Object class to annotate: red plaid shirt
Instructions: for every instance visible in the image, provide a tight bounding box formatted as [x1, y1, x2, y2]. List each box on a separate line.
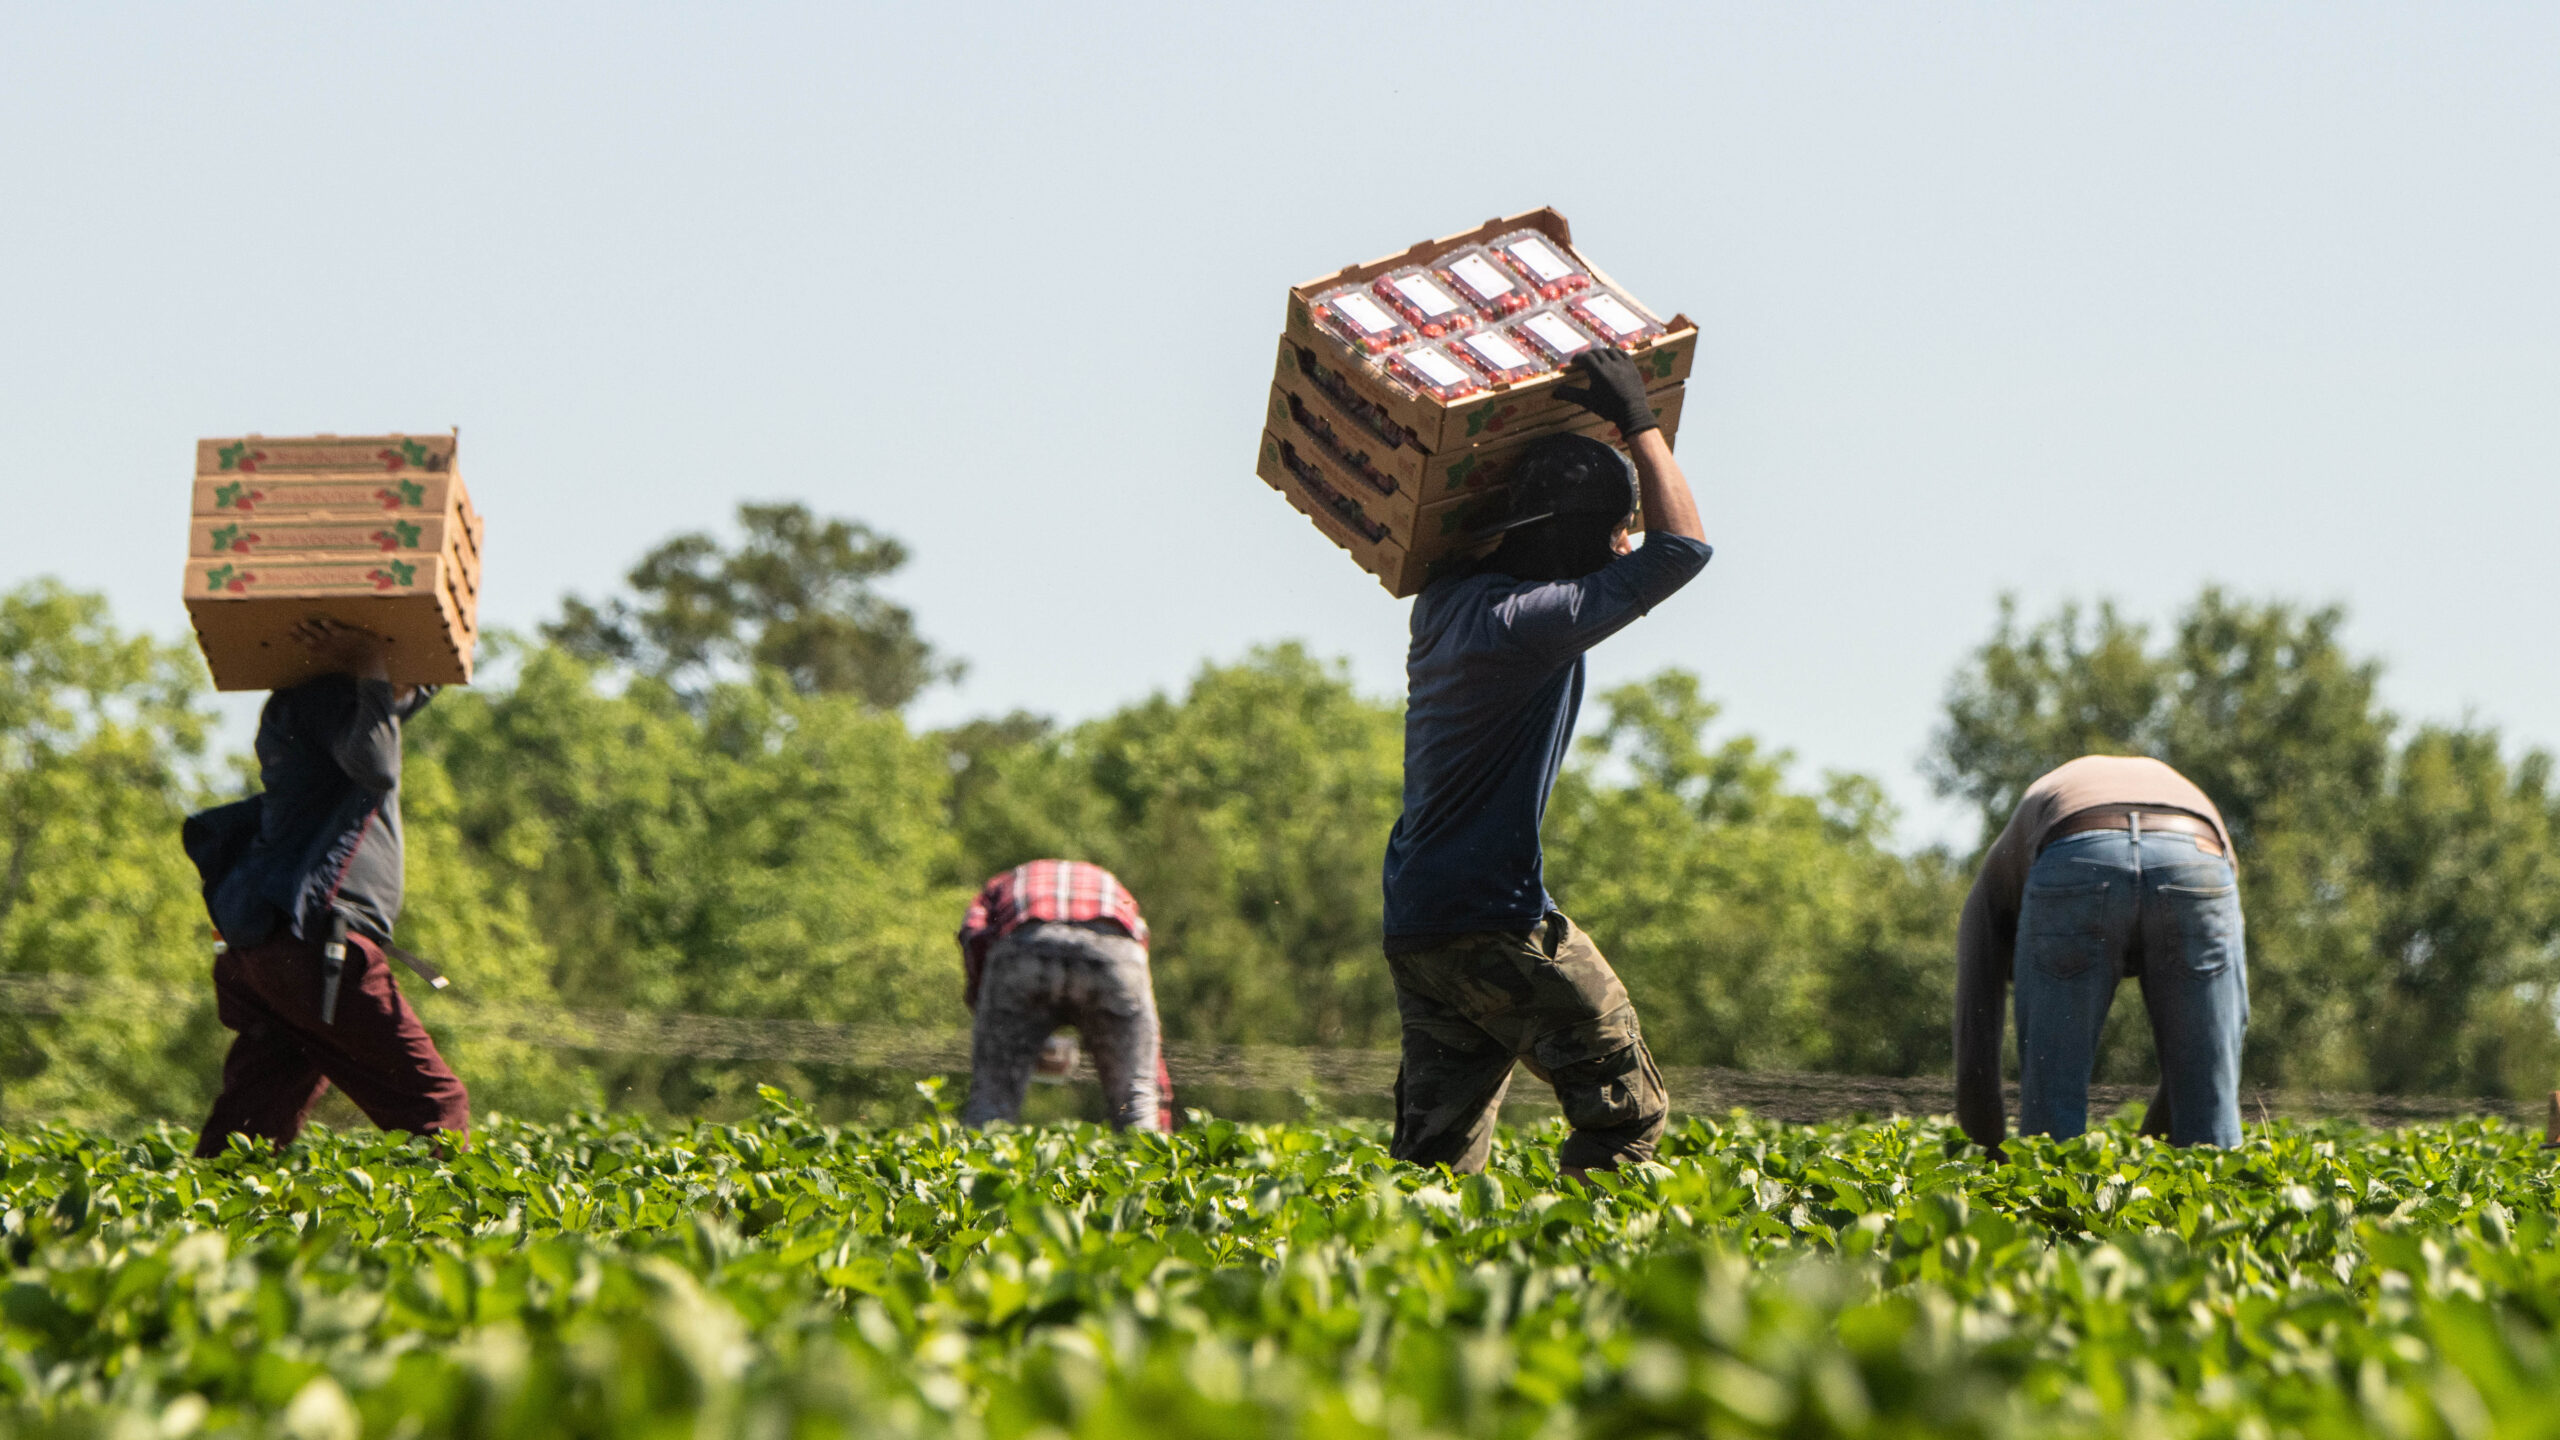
[958, 860, 1172, 1128]
[958, 860, 1149, 1000]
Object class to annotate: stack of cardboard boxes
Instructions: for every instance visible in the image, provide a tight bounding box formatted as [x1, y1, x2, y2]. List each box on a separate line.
[1256, 207, 1695, 597]
[184, 433, 483, 690]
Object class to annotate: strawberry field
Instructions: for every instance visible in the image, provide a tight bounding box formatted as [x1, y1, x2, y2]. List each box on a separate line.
[2, 1095, 2555, 1439]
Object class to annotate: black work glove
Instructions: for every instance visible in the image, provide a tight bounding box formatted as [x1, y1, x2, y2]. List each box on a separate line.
[1553, 348, 1659, 439]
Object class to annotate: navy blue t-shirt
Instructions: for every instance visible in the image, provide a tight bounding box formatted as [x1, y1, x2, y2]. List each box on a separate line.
[1381, 532, 1712, 942]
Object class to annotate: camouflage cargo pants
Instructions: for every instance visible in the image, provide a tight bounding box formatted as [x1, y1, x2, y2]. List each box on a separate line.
[961, 922, 1165, 1132]
[1386, 911, 1667, 1173]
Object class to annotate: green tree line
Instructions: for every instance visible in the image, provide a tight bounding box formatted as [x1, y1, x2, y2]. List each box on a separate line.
[2, 506, 2553, 1128]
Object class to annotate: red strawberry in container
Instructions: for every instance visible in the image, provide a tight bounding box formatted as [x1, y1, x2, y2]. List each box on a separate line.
[1511, 305, 1602, 367]
[1311, 284, 1416, 356]
[1370, 267, 1479, 339]
[1436, 245, 1535, 319]
[1452, 327, 1552, 386]
[1487, 229, 1593, 300]
[1383, 342, 1484, 404]
[1565, 286, 1669, 352]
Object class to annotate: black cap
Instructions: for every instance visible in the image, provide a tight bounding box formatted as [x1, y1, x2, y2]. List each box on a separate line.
[1464, 433, 1638, 543]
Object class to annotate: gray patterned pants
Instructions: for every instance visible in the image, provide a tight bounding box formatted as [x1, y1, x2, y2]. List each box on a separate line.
[961, 922, 1163, 1131]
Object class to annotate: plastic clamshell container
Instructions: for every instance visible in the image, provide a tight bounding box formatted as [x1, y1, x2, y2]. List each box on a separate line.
[1510, 305, 1600, 365]
[1435, 245, 1536, 318]
[1312, 284, 1415, 355]
[1384, 342, 1485, 402]
[1369, 266, 1480, 339]
[1452, 326, 1551, 384]
[1566, 287, 1668, 350]
[1488, 229, 1594, 301]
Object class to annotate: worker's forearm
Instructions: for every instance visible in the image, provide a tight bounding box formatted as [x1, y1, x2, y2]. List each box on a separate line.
[1629, 428, 1703, 541]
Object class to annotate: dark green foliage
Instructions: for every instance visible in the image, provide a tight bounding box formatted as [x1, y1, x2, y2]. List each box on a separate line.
[1547, 671, 1964, 1075]
[546, 502, 959, 709]
[949, 644, 1407, 1049]
[403, 642, 972, 1114]
[0, 582, 226, 1126]
[1, 557, 2554, 1129]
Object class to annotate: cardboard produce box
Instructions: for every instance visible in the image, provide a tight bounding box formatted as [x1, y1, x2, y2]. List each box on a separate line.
[184, 553, 475, 690]
[196, 433, 456, 477]
[184, 433, 481, 691]
[1271, 337, 1685, 490]
[192, 474, 482, 549]
[189, 514, 463, 561]
[190, 513, 480, 604]
[1281, 207, 1696, 453]
[1259, 428, 1608, 599]
[1266, 360, 1685, 527]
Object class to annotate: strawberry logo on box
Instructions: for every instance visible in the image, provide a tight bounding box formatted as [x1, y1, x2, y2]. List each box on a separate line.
[372, 520, 423, 551]
[1441, 453, 1494, 495]
[210, 523, 259, 554]
[367, 560, 416, 591]
[377, 438, 442, 474]
[213, 480, 263, 512]
[205, 563, 256, 594]
[376, 479, 426, 510]
[216, 441, 267, 474]
[1643, 346, 1677, 381]
[1464, 402, 1521, 439]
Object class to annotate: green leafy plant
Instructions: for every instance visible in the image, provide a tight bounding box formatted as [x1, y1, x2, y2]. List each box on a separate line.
[0, 1108, 2551, 1436]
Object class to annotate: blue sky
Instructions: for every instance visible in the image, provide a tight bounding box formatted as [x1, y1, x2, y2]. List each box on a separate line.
[5, 4, 2555, 844]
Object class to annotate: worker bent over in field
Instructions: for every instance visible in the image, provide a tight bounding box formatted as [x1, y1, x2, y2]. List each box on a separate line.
[1954, 755, 2247, 1154]
[1381, 348, 1711, 1177]
[958, 860, 1174, 1132]
[185, 619, 470, 1155]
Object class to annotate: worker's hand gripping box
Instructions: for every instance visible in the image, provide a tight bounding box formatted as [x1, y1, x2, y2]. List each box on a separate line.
[184, 433, 483, 691]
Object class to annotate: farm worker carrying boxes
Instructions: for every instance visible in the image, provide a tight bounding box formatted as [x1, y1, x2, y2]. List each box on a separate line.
[183, 620, 472, 1155]
[1379, 349, 1711, 1178]
[957, 860, 1175, 1132]
[1952, 756, 2246, 1154]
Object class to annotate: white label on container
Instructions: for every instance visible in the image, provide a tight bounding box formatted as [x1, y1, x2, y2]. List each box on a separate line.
[1450, 253, 1516, 300]
[1465, 332, 1534, 371]
[1524, 312, 1590, 355]
[1580, 292, 1649, 337]
[1330, 291, 1399, 335]
[1391, 274, 1465, 318]
[1401, 345, 1473, 389]
[1505, 236, 1576, 282]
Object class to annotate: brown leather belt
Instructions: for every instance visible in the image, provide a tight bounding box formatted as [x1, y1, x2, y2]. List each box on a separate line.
[2043, 805, 2224, 857]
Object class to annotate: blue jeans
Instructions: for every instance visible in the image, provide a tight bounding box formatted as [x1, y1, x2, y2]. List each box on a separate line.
[2014, 828, 2248, 1147]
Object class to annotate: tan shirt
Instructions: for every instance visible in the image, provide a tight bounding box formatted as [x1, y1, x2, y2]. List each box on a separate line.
[1951, 756, 2232, 1148]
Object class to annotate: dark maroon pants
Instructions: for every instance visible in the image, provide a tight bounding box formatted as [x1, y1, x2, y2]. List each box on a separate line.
[194, 930, 471, 1156]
